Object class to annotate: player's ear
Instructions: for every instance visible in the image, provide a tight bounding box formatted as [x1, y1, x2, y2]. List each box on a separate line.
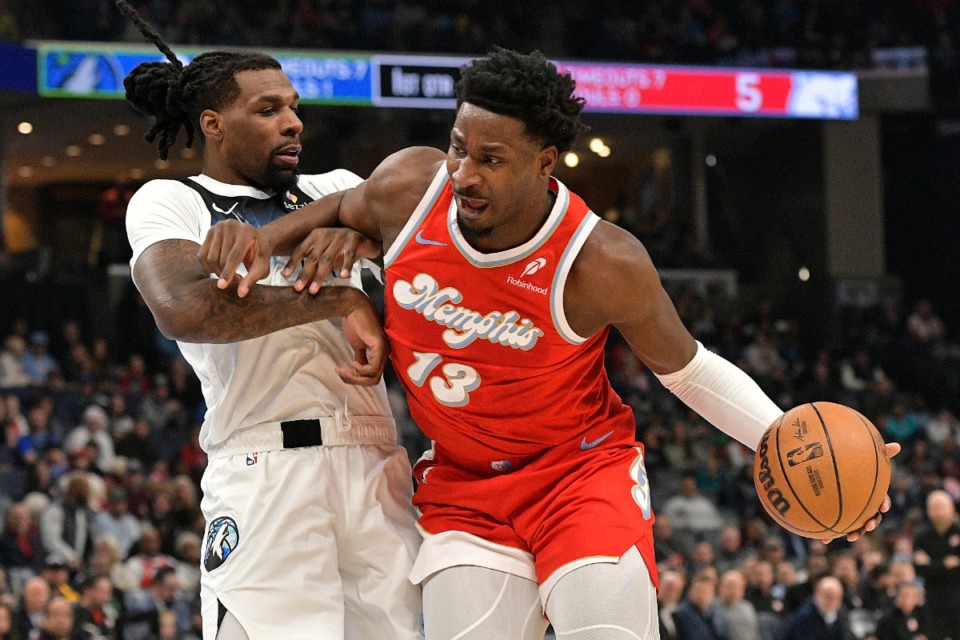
[199, 109, 223, 142]
[537, 145, 558, 177]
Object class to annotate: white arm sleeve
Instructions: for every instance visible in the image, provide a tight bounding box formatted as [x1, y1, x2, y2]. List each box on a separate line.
[655, 341, 783, 451]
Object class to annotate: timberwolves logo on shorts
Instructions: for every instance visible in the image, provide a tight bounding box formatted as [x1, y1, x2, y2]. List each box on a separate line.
[204, 516, 239, 572]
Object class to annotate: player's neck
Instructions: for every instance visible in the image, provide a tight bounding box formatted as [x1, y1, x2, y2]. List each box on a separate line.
[461, 188, 556, 253]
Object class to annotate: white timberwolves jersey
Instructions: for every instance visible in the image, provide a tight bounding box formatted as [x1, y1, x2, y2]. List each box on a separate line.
[126, 171, 394, 452]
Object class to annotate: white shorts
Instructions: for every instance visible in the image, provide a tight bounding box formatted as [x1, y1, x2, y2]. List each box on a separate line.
[199, 442, 422, 640]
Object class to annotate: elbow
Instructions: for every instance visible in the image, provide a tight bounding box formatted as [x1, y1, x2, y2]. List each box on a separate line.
[149, 297, 208, 343]
[152, 307, 192, 343]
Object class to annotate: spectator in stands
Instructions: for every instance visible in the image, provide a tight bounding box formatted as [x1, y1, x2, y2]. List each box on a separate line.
[17, 402, 61, 467]
[14, 576, 49, 639]
[174, 427, 204, 484]
[170, 532, 199, 594]
[783, 576, 853, 640]
[830, 551, 862, 610]
[906, 299, 946, 348]
[136, 376, 185, 436]
[839, 347, 889, 407]
[658, 569, 686, 640]
[40, 596, 79, 640]
[106, 394, 134, 440]
[39, 474, 93, 571]
[123, 526, 172, 592]
[743, 329, 786, 381]
[73, 574, 118, 639]
[60, 343, 94, 389]
[116, 355, 150, 396]
[113, 419, 158, 474]
[913, 490, 960, 640]
[797, 358, 842, 405]
[715, 524, 755, 573]
[674, 570, 729, 640]
[165, 476, 200, 535]
[717, 569, 761, 640]
[0, 502, 43, 578]
[0, 337, 30, 388]
[885, 472, 926, 532]
[64, 405, 115, 473]
[925, 408, 960, 448]
[3, 396, 28, 452]
[122, 566, 191, 640]
[746, 557, 787, 640]
[21, 332, 58, 388]
[857, 563, 894, 614]
[874, 581, 928, 640]
[0, 601, 17, 640]
[92, 488, 142, 560]
[771, 560, 798, 604]
[661, 472, 725, 538]
[39, 557, 79, 603]
[653, 513, 689, 570]
[883, 398, 924, 447]
[688, 538, 717, 577]
[163, 360, 200, 421]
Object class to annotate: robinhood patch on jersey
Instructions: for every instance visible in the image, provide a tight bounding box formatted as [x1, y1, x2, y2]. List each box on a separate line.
[204, 516, 239, 572]
[392, 273, 544, 350]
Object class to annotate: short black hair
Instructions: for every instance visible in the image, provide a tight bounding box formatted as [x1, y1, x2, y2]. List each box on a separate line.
[456, 48, 588, 154]
[115, 0, 281, 159]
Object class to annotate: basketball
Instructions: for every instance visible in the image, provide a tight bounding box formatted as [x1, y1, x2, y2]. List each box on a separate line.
[753, 402, 891, 539]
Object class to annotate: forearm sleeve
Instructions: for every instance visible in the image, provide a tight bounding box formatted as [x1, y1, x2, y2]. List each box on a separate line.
[655, 341, 783, 450]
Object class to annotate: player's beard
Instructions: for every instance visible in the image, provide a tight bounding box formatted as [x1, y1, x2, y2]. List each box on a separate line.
[261, 161, 300, 193]
[456, 210, 494, 244]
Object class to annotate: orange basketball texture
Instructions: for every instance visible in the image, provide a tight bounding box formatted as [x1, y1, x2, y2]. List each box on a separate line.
[753, 402, 891, 538]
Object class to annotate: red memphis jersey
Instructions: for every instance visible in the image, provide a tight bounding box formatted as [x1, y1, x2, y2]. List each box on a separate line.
[384, 167, 637, 476]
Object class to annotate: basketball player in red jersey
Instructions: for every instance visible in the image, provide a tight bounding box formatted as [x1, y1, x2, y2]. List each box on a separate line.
[200, 49, 899, 639]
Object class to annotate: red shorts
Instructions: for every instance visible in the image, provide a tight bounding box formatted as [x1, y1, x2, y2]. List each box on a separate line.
[412, 439, 659, 590]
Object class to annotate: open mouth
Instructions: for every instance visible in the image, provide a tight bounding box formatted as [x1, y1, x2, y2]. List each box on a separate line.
[274, 145, 301, 168]
[456, 195, 488, 219]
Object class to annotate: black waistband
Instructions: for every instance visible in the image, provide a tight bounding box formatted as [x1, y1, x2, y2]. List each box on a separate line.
[280, 419, 323, 448]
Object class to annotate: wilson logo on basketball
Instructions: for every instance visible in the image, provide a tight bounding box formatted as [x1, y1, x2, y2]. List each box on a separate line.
[757, 431, 792, 515]
[786, 442, 823, 466]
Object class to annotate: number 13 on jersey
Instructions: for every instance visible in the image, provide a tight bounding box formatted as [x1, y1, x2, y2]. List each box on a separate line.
[408, 351, 481, 408]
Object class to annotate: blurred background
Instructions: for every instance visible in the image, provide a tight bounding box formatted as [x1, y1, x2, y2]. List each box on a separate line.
[1, 2, 959, 640]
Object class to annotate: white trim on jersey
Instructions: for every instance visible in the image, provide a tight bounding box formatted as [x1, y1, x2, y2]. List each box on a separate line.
[383, 166, 451, 268]
[448, 177, 571, 268]
[550, 213, 600, 345]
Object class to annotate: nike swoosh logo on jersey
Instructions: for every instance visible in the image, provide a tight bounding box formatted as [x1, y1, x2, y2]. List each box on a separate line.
[212, 202, 239, 216]
[580, 430, 614, 450]
[415, 230, 447, 246]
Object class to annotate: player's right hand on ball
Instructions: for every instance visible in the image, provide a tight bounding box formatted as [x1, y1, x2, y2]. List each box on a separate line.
[198, 220, 272, 298]
[284, 228, 381, 295]
[337, 295, 388, 386]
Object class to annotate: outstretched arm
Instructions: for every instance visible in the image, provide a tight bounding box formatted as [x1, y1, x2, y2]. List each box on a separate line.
[567, 221, 896, 540]
[134, 239, 386, 384]
[567, 221, 782, 448]
[198, 147, 445, 297]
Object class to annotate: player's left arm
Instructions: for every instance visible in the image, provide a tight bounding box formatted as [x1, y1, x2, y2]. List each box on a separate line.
[567, 221, 782, 449]
[567, 220, 897, 540]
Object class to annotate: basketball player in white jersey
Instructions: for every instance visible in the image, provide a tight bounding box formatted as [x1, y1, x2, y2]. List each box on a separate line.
[115, 2, 421, 639]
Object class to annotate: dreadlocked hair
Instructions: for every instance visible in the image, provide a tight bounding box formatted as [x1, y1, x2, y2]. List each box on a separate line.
[456, 48, 588, 154]
[115, 0, 281, 160]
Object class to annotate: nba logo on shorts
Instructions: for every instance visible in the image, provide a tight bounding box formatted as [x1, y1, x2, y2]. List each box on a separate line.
[204, 516, 239, 572]
[246, 453, 258, 466]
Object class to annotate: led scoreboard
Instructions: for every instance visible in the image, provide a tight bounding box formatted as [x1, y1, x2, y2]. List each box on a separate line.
[37, 44, 858, 120]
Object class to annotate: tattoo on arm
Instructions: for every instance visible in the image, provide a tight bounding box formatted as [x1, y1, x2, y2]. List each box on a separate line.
[135, 239, 365, 343]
